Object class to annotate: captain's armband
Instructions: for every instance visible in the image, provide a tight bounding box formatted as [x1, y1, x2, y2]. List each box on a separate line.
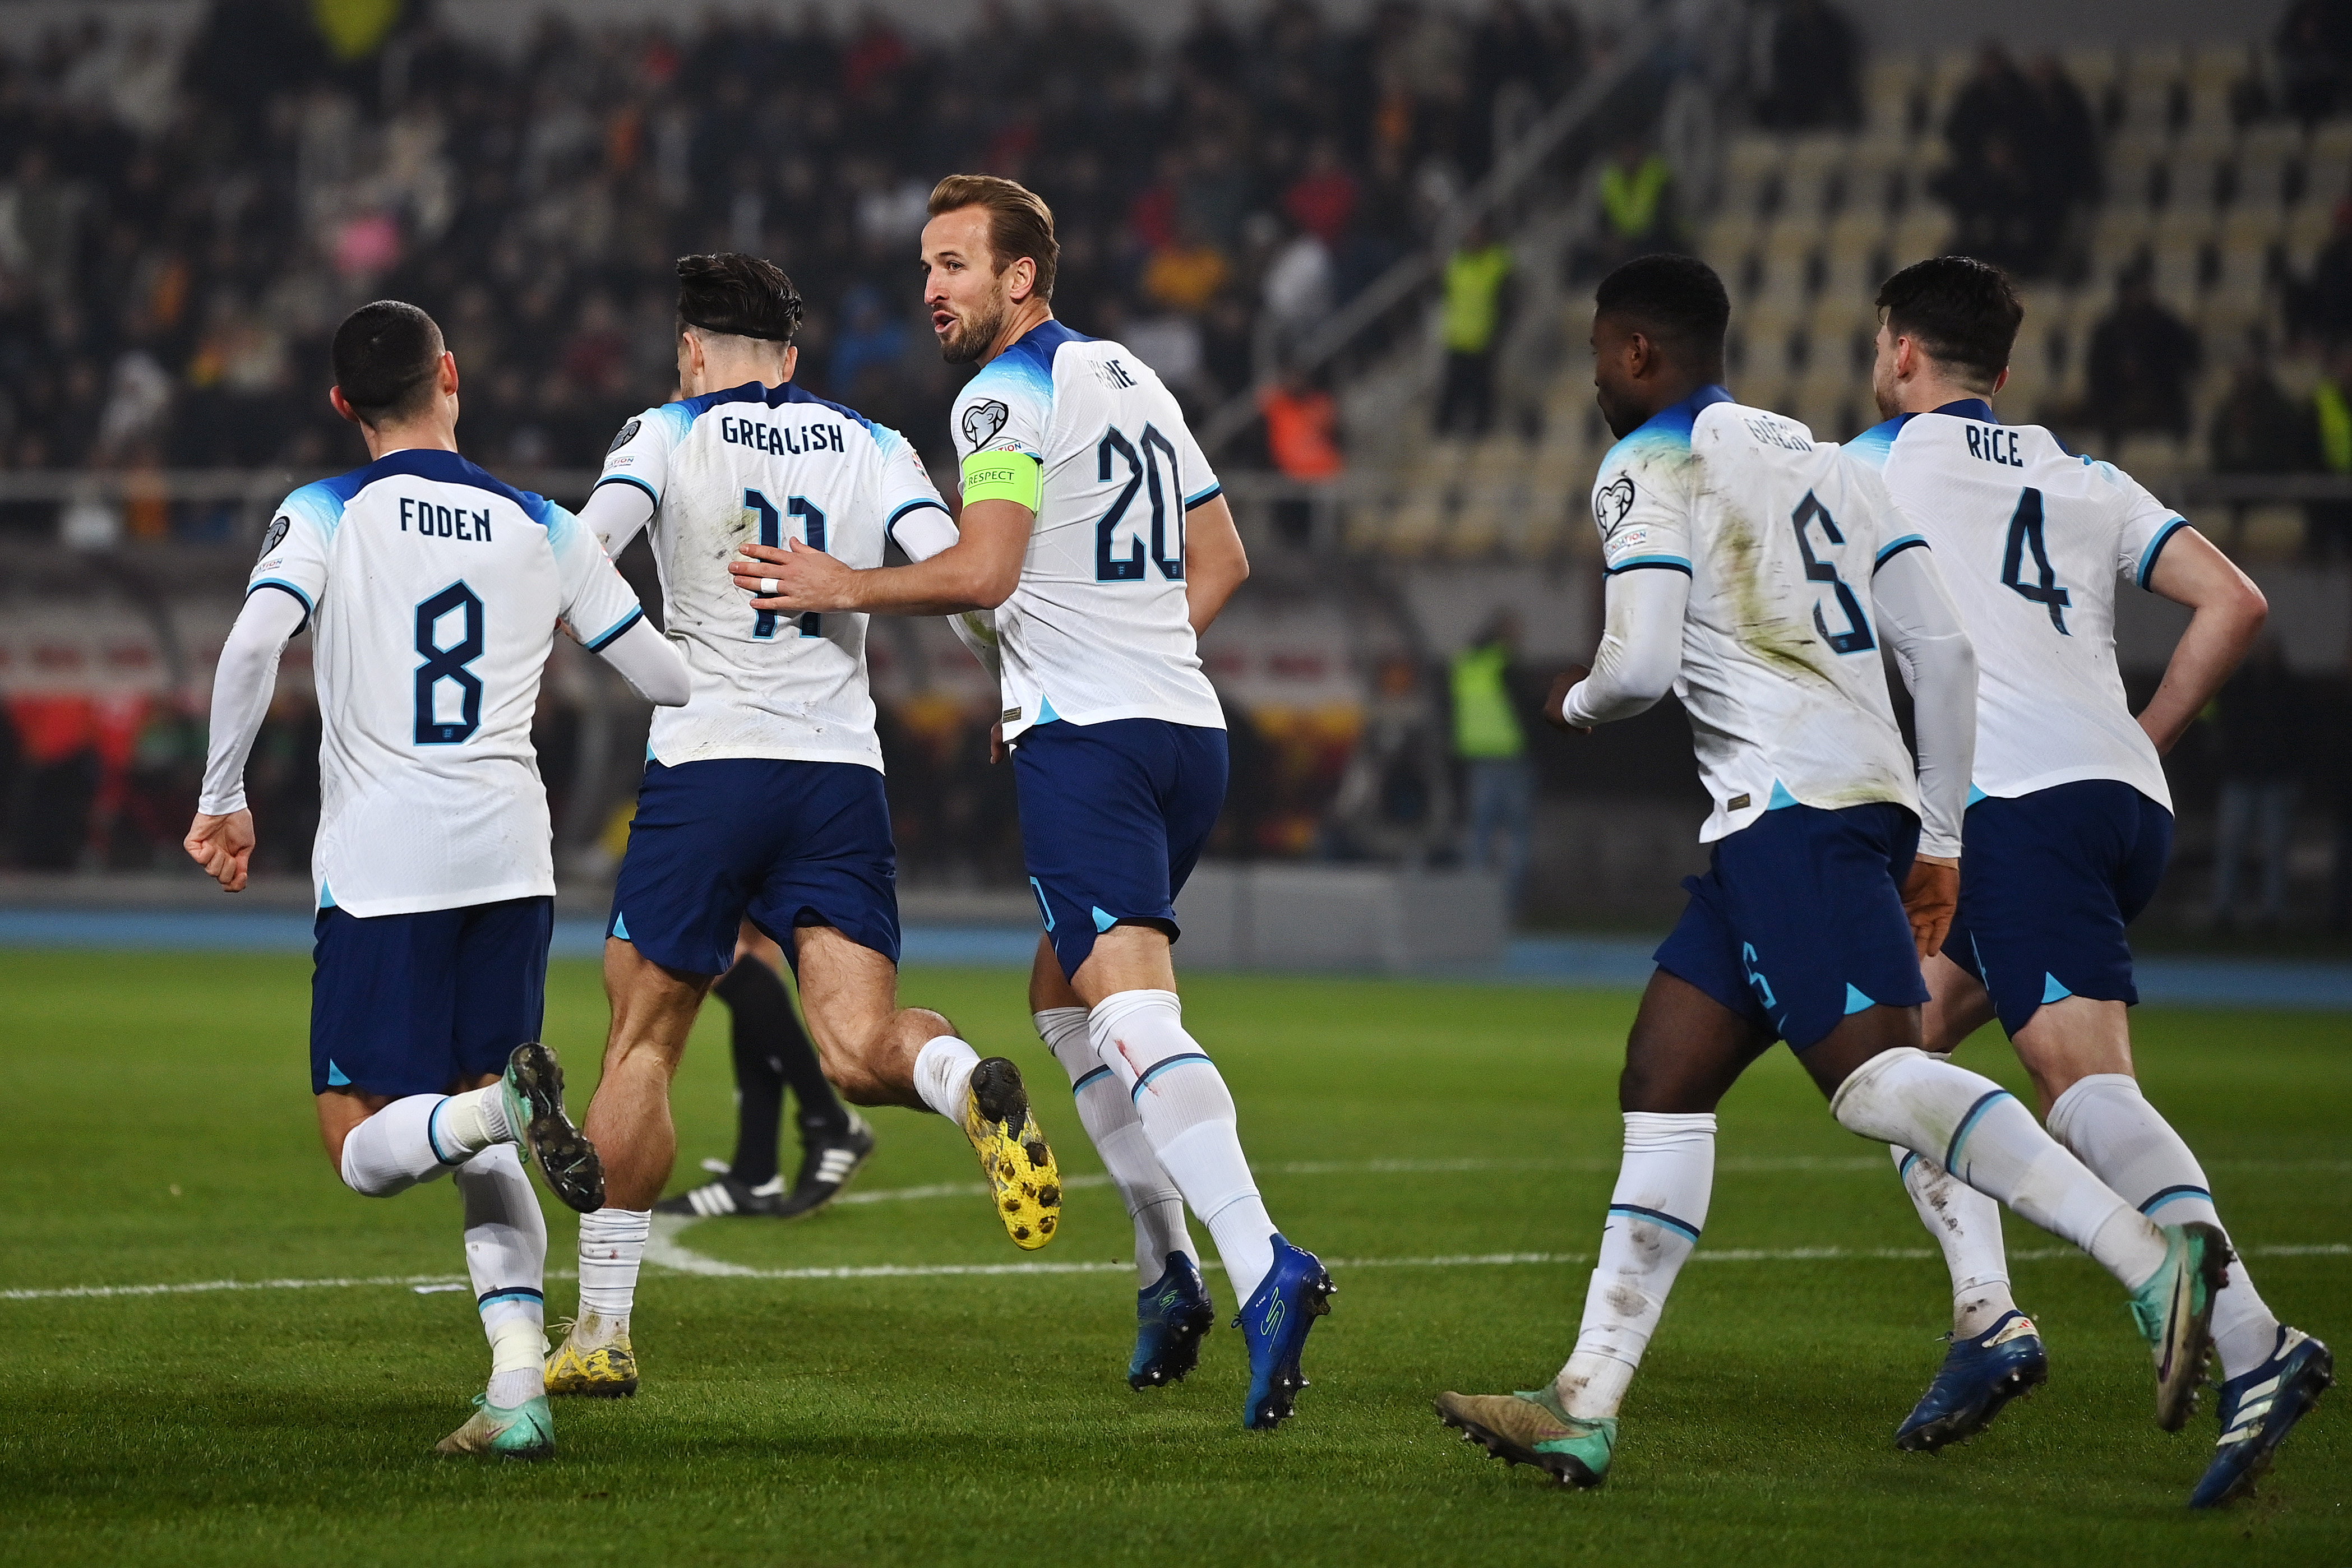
[960, 448, 1041, 511]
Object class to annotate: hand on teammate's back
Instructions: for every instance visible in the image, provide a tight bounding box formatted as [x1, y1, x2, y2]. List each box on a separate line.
[1899, 857, 1959, 958]
[184, 809, 256, 893]
[732, 536, 853, 612]
[1545, 665, 1593, 733]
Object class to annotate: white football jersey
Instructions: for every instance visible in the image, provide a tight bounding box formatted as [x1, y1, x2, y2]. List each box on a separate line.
[1847, 401, 2181, 811]
[599, 381, 949, 771]
[251, 449, 649, 917]
[948, 320, 1225, 740]
[1591, 387, 1923, 844]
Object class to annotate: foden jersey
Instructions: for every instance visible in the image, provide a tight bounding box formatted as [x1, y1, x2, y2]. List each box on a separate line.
[1847, 399, 2183, 811]
[599, 380, 950, 772]
[948, 320, 1226, 741]
[253, 448, 648, 916]
[1590, 386, 1925, 844]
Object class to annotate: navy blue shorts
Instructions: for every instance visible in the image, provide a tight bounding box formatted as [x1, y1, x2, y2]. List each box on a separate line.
[1945, 779, 2173, 1038]
[610, 757, 900, 977]
[1654, 801, 1930, 1050]
[1013, 718, 1228, 979]
[311, 896, 552, 1098]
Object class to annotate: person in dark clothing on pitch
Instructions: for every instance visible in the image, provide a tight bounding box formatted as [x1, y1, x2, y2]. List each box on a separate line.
[657, 922, 876, 1218]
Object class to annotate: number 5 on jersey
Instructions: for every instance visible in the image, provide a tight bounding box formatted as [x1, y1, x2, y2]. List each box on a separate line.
[745, 488, 826, 640]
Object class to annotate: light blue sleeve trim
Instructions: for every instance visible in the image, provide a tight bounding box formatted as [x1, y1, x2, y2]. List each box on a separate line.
[583, 605, 644, 653]
[2136, 517, 2188, 590]
[1604, 554, 1694, 576]
[887, 497, 951, 527]
[1873, 534, 1929, 572]
[542, 499, 580, 545]
[595, 473, 660, 506]
[248, 578, 314, 614]
[1184, 483, 1224, 508]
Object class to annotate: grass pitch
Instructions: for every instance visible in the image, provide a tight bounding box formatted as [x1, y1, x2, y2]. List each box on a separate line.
[1, 950, 2344, 1566]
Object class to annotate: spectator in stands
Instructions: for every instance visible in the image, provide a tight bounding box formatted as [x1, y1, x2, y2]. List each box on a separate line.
[1934, 47, 2096, 279]
[1934, 132, 2061, 278]
[1944, 44, 2041, 169]
[1436, 219, 1513, 437]
[2209, 636, 2304, 931]
[1328, 653, 1453, 863]
[1754, 0, 1863, 132]
[2277, 0, 2352, 122]
[2308, 338, 2352, 558]
[2208, 347, 2314, 477]
[1572, 138, 1681, 284]
[1450, 612, 1533, 914]
[1260, 365, 1344, 548]
[2085, 261, 2203, 448]
[2288, 196, 2352, 345]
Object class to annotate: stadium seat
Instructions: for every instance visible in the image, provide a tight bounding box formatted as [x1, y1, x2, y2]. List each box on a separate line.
[1863, 57, 1923, 141]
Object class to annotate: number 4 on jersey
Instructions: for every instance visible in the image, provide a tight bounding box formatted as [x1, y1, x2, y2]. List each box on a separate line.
[2002, 487, 2071, 634]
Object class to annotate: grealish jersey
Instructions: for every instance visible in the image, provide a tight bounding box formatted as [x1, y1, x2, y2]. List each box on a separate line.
[1847, 400, 2182, 812]
[1592, 386, 1923, 844]
[251, 448, 649, 917]
[949, 320, 1225, 740]
[599, 381, 949, 771]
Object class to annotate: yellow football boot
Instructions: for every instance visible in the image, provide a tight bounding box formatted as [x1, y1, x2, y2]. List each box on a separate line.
[544, 1316, 638, 1398]
[962, 1057, 1061, 1250]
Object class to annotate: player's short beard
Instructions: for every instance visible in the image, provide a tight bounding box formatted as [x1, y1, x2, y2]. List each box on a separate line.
[939, 281, 1011, 366]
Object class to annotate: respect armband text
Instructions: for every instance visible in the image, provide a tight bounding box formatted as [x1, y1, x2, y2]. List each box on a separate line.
[960, 448, 1042, 510]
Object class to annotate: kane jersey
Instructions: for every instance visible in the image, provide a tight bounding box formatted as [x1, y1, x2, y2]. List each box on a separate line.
[1847, 400, 2182, 811]
[1591, 386, 1923, 844]
[251, 448, 648, 917]
[599, 381, 949, 771]
[948, 320, 1225, 741]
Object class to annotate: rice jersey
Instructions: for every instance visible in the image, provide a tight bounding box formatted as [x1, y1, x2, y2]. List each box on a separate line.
[1590, 386, 1924, 844]
[947, 319, 1226, 741]
[1846, 400, 2182, 812]
[249, 448, 649, 917]
[598, 381, 950, 771]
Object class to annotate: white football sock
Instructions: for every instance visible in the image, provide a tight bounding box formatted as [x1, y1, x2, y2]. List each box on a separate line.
[1892, 1144, 2019, 1338]
[1090, 989, 1278, 1305]
[912, 1035, 981, 1121]
[456, 1145, 547, 1407]
[1554, 1112, 1715, 1420]
[1038, 1006, 1194, 1289]
[575, 1207, 651, 1337]
[2047, 1072, 2281, 1378]
[338, 1094, 461, 1196]
[1832, 1048, 2167, 1289]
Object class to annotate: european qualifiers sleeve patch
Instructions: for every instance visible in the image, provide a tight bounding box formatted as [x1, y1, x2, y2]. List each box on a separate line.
[1594, 475, 1637, 539]
[961, 398, 1010, 452]
[606, 417, 641, 456]
[258, 515, 290, 559]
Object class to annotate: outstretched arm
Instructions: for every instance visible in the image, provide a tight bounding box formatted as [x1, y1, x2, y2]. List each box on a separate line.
[2138, 528, 2267, 755]
[1549, 567, 1689, 729]
[730, 498, 1032, 616]
[187, 588, 309, 891]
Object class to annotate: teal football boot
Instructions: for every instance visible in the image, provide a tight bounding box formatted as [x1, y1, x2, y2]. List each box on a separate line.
[1435, 1387, 1615, 1488]
[2129, 1222, 2231, 1431]
[437, 1393, 556, 1460]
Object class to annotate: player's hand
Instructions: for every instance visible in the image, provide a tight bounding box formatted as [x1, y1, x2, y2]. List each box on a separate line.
[184, 809, 257, 893]
[988, 721, 1005, 765]
[1545, 665, 1592, 734]
[731, 538, 857, 612]
[1901, 855, 1959, 959]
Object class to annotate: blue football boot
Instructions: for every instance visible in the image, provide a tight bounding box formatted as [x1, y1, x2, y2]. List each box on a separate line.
[1131, 1252, 1217, 1390]
[1896, 1309, 2050, 1451]
[2189, 1326, 2332, 1509]
[1236, 1235, 1335, 1430]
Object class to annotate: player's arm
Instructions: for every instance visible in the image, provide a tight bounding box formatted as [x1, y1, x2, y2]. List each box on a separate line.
[731, 496, 1031, 616]
[547, 499, 690, 706]
[186, 588, 309, 892]
[1870, 544, 1979, 955]
[578, 480, 654, 559]
[2136, 528, 2267, 756]
[1546, 566, 1688, 731]
[1182, 493, 1249, 636]
[580, 615, 690, 706]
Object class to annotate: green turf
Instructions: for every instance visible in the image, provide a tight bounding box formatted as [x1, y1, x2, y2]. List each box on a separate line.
[0, 951, 2343, 1565]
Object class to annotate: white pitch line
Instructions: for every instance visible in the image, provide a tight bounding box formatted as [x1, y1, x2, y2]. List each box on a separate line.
[6, 1242, 2344, 1305]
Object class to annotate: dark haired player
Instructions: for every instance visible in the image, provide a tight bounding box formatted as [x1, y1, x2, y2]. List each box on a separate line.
[183, 300, 690, 1459]
[731, 176, 1331, 1431]
[546, 253, 1061, 1399]
[1431, 255, 2230, 1489]
[1849, 255, 2326, 1503]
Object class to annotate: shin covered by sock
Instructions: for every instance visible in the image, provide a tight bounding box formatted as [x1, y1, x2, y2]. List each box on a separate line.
[1038, 1006, 1193, 1288]
[912, 1035, 982, 1121]
[575, 1207, 651, 1340]
[1090, 990, 1277, 1304]
[711, 960, 791, 1186]
[2048, 1072, 2280, 1377]
[1554, 1113, 1715, 1420]
[1892, 1143, 2018, 1338]
[1832, 1049, 2166, 1289]
[338, 1093, 495, 1196]
[457, 1145, 548, 1406]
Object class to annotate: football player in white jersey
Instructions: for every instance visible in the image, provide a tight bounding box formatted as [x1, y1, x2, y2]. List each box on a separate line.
[183, 301, 690, 1460]
[1432, 256, 2230, 1490]
[732, 176, 1333, 1429]
[543, 255, 1063, 1400]
[1849, 256, 2326, 1504]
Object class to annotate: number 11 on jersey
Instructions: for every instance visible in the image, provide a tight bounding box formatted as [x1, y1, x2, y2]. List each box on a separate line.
[745, 488, 826, 640]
